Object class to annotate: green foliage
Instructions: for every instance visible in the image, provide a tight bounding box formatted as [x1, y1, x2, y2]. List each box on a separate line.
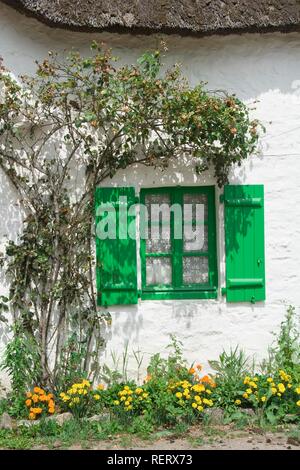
[1, 322, 41, 417]
[209, 346, 251, 410]
[260, 306, 300, 380]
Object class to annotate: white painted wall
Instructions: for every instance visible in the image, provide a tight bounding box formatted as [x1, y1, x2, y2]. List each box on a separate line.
[0, 3, 300, 382]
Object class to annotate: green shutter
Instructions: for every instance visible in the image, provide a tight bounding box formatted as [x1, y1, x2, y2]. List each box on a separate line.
[95, 187, 138, 306]
[224, 185, 265, 303]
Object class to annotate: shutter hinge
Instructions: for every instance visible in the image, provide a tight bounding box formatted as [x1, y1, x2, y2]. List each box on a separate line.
[221, 287, 227, 296]
[219, 194, 224, 203]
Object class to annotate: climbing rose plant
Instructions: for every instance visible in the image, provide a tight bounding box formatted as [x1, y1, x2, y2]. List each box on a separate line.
[0, 42, 261, 388]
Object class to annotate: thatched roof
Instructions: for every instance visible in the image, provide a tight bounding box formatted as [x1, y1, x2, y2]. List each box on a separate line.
[2, 0, 300, 36]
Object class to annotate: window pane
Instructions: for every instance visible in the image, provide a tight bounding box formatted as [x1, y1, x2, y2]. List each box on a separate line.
[146, 227, 171, 253]
[183, 193, 208, 221]
[183, 256, 209, 284]
[146, 257, 172, 286]
[184, 224, 208, 252]
[145, 193, 171, 253]
[145, 193, 171, 214]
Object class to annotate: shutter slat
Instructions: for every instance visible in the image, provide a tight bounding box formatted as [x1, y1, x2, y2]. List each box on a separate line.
[224, 185, 265, 303]
[95, 187, 138, 306]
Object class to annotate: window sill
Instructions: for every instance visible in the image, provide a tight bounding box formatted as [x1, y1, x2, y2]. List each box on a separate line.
[140, 290, 218, 300]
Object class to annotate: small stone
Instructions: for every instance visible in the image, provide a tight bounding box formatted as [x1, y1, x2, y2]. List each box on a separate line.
[287, 437, 300, 446]
[86, 413, 110, 423]
[266, 438, 271, 443]
[52, 440, 61, 448]
[0, 412, 14, 430]
[203, 408, 224, 424]
[48, 412, 73, 426]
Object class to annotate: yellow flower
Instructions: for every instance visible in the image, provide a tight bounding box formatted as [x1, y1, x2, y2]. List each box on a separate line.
[197, 405, 204, 411]
[235, 399, 241, 405]
[249, 381, 257, 388]
[97, 384, 104, 391]
[142, 393, 148, 399]
[135, 388, 143, 395]
[94, 394, 100, 400]
[267, 378, 273, 383]
[278, 383, 285, 393]
[261, 396, 267, 402]
[124, 386, 130, 391]
[82, 380, 90, 387]
[277, 393, 281, 397]
[83, 390, 87, 395]
[271, 387, 277, 394]
[287, 383, 292, 389]
[125, 400, 130, 406]
[246, 389, 252, 395]
[120, 396, 126, 401]
[271, 383, 276, 388]
[194, 395, 201, 402]
[192, 402, 197, 409]
[206, 389, 212, 395]
[127, 405, 133, 411]
[295, 387, 300, 394]
[244, 376, 250, 384]
[186, 394, 191, 400]
[296, 400, 300, 407]
[113, 400, 120, 406]
[175, 392, 182, 399]
[243, 393, 249, 399]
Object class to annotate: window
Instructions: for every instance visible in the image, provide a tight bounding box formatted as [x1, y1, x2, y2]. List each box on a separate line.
[140, 186, 218, 300]
[95, 184, 265, 306]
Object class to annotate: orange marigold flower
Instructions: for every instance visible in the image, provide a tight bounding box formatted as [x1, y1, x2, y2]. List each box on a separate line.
[32, 394, 39, 403]
[25, 399, 32, 407]
[144, 374, 151, 383]
[188, 368, 195, 375]
[48, 393, 54, 399]
[196, 364, 202, 371]
[48, 407, 55, 414]
[29, 412, 36, 420]
[33, 387, 41, 394]
[48, 399, 55, 408]
[26, 392, 32, 398]
[34, 407, 43, 414]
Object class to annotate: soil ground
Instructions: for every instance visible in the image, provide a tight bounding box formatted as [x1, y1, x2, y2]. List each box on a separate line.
[30, 425, 300, 450]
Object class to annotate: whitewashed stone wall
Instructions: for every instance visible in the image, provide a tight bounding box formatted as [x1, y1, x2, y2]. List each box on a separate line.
[0, 3, 300, 382]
